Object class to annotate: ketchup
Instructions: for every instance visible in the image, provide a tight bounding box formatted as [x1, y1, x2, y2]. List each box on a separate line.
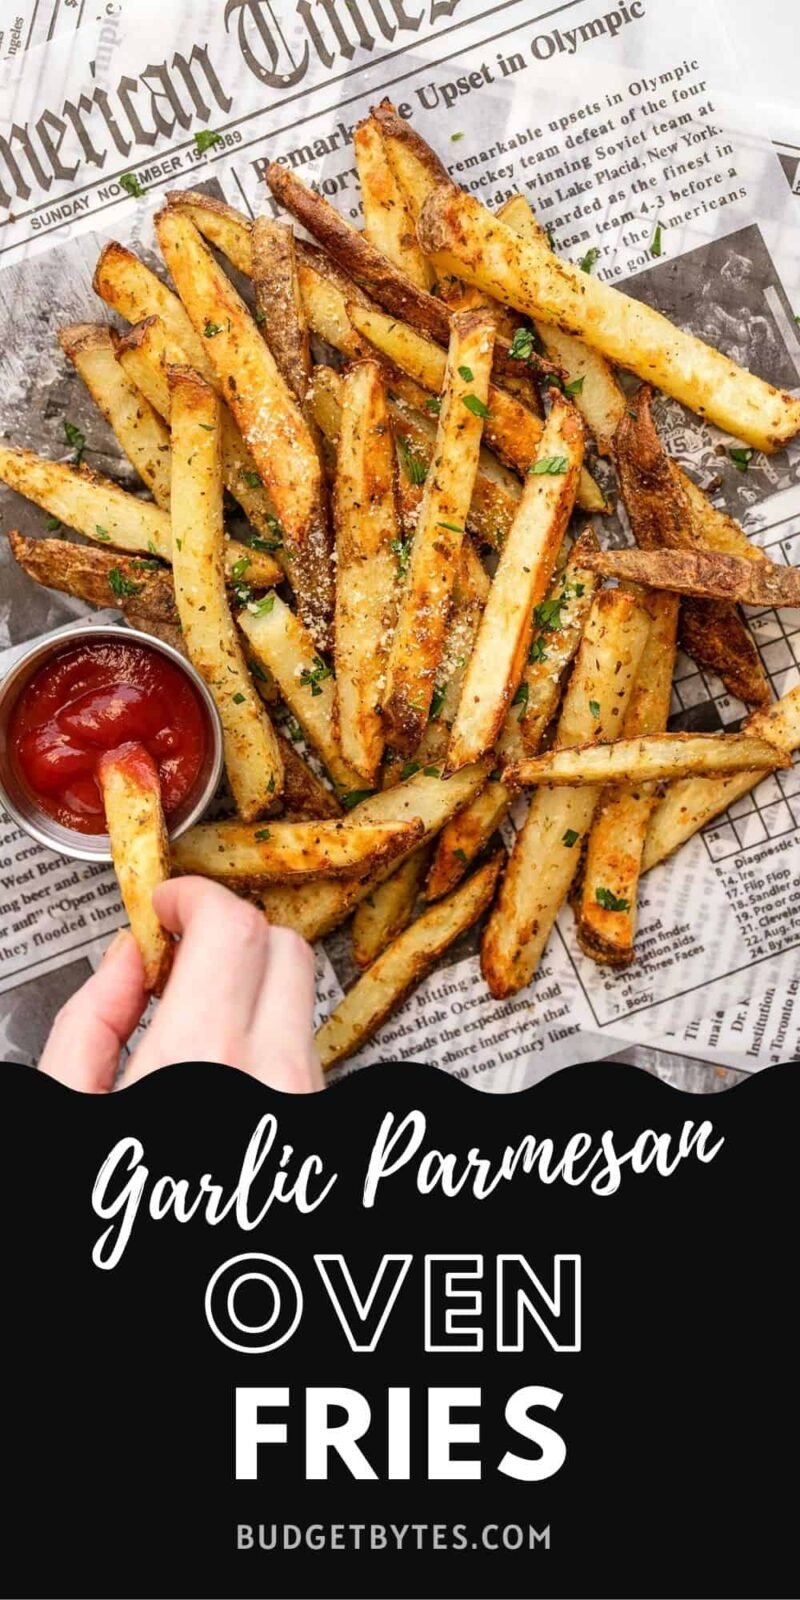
[10, 638, 209, 834]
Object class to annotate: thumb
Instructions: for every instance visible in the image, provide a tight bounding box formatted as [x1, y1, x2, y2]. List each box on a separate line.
[39, 932, 148, 1092]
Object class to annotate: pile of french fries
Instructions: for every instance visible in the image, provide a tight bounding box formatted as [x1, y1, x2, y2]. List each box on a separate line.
[3, 101, 800, 1066]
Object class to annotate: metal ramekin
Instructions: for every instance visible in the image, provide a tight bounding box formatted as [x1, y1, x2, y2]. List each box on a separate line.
[0, 622, 224, 863]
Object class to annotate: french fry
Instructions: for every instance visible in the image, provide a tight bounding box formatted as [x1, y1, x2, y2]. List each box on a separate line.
[615, 389, 770, 705]
[425, 540, 599, 898]
[155, 208, 334, 648]
[354, 116, 433, 290]
[334, 361, 399, 782]
[574, 593, 677, 967]
[481, 589, 650, 998]
[114, 317, 284, 572]
[642, 686, 800, 872]
[97, 745, 172, 994]
[238, 590, 360, 792]
[259, 759, 491, 941]
[169, 367, 283, 816]
[59, 324, 171, 507]
[277, 734, 341, 821]
[165, 189, 253, 274]
[349, 301, 605, 513]
[93, 240, 216, 381]
[251, 217, 317, 423]
[316, 852, 503, 1068]
[506, 731, 784, 787]
[351, 845, 432, 968]
[6, 530, 176, 625]
[572, 540, 800, 608]
[676, 468, 765, 565]
[0, 442, 279, 588]
[172, 816, 422, 884]
[417, 184, 800, 450]
[447, 395, 583, 770]
[382, 310, 495, 754]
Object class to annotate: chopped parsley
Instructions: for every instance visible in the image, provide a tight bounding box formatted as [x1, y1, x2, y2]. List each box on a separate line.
[242, 470, 262, 488]
[589, 699, 600, 719]
[396, 433, 427, 486]
[64, 419, 85, 463]
[562, 829, 579, 848]
[391, 536, 413, 578]
[231, 555, 250, 581]
[508, 327, 536, 363]
[462, 393, 491, 419]
[579, 246, 600, 274]
[729, 446, 754, 472]
[267, 775, 276, 793]
[430, 684, 446, 720]
[458, 364, 474, 382]
[198, 422, 215, 431]
[512, 682, 529, 710]
[453, 848, 468, 864]
[147, 539, 159, 556]
[423, 765, 441, 777]
[247, 522, 283, 553]
[194, 129, 224, 153]
[340, 789, 376, 809]
[401, 760, 421, 780]
[232, 692, 246, 704]
[595, 886, 630, 912]
[254, 828, 272, 842]
[529, 455, 568, 475]
[451, 131, 464, 142]
[545, 225, 557, 251]
[529, 636, 547, 665]
[300, 655, 332, 696]
[247, 593, 275, 616]
[533, 581, 581, 634]
[45, 516, 61, 531]
[204, 320, 223, 337]
[564, 375, 585, 397]
[425, 395, 442, 416]
[94, 524, 110, 541]
[119, 172, 144, 198]
[437, 519, 464, 533]
[650, 222, 664, 258]
[108, 568, 143, 599]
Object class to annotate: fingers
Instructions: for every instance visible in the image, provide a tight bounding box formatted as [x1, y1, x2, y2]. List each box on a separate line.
[251, 927, 323, 1092]
[39, 932, 147, 1092]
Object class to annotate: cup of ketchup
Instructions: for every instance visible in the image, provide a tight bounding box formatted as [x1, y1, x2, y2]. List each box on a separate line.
[0, 624, 223, 861]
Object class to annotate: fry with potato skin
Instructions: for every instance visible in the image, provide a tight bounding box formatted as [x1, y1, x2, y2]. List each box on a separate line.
[171, 817, 422, 885]
[59, 323, 172, 507]
[168, 367, 283, 817]
[382, 309, 495, 755]
[259, 759, 491, 941]
[355, 115, 433, 289]
[276, 735, 342, 820]
[251, 217, 317, 424]
[317, 852, 504, 1068]
[334, 361, 399, 783]
[641, 685, 800, 872]
[6, 529, 177, 624]
[155, 208, 334, 648]
[574, 592, 678, 967]
[416, 184, 800, 451]
[505, 731, 784, 788]
[97, 744, 172, 994]
[447, 394, 584, 771]
[114, 317, 284, 567]
[351, 845, 432, 968]
[481, 589, 650, 998]
[571, 539, 800, 608]
[614, 389, 770, 706]
[93, 240, 217, 382]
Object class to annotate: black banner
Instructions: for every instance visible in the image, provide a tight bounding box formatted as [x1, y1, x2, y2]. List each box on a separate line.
[1, 1058, 796, 1599]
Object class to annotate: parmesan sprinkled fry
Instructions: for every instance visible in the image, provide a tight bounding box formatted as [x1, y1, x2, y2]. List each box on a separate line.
[169, 366, 283, 817]
[59, 323, 172, 508]
[171, 817, 422, 885]
[97, 745, 172, 995]
[355, 115, 434, 290]
[506, 731, 783, 788]
[351, 845, 432, 969]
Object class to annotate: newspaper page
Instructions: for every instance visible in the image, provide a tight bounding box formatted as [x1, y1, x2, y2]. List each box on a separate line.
[1, 0, 798, 1086]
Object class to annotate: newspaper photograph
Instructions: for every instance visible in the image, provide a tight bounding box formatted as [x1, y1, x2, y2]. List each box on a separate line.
[1, 0, 798, 1089]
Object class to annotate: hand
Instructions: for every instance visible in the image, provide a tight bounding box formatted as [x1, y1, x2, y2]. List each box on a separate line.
[38, 877, 322, 1093]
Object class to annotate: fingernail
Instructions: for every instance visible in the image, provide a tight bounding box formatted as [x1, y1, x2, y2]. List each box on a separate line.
[103, 929, 131, 963]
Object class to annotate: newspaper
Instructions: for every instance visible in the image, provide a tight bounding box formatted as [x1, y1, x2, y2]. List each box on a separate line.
[1, 0, 798, 1087]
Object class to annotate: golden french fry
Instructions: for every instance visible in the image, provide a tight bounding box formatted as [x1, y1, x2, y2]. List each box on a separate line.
[317, 852, 503, 1068]
[615, 389, 770, 706]
[93, 240, 217, 381]
[506, 731, 784, 787]
[165, 189, 253, 273]
[573, 539, 800, 607]
[334, 361, 399, 782]
[0, 444, 172, 558]
[59, 323, 172, 508]
[355, 115, 433, 289]
[382, 309, 495, 754]
[481, 589, 650, 998]
[238, 589, 359, 792]
[447, 395, 584, 770]
[276, 734, 341, 821]
[97, 745, 172, 994]
[259, 760, 491, 941]
[169, 367, 283, 816]
[642, 686, 800, 871]
[351, 845, 432, 968]
[155, 208, 334, 648]
[172, 817, 422, 884]
[575, 592, 677, 967]
[416, 184, 800, 452]
[251, 217, 317, 421]
[675, 468, 765, 565]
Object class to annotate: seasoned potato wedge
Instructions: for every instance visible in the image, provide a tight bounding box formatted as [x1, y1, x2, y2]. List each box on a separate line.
[316, 852, 503, 1068]
[334, 361, 399, 782]
[355, 115, 433, 289]
[169, 366, 283, 816]
[447, 395, 583, 770]
[251, 217, 317, 422]
[97, 744, 172, 994]
[93, 240, 216, 381]
[506, 731, 784, 787]
[416, 184, 800, 451]
[6, 529, 178, 627]
[351, 845, 432, 968]
[572, 539, 800, 607]
[59, 323, 171, 507]
[481, 590, 650, 998]
[172, 817, 422, 884]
